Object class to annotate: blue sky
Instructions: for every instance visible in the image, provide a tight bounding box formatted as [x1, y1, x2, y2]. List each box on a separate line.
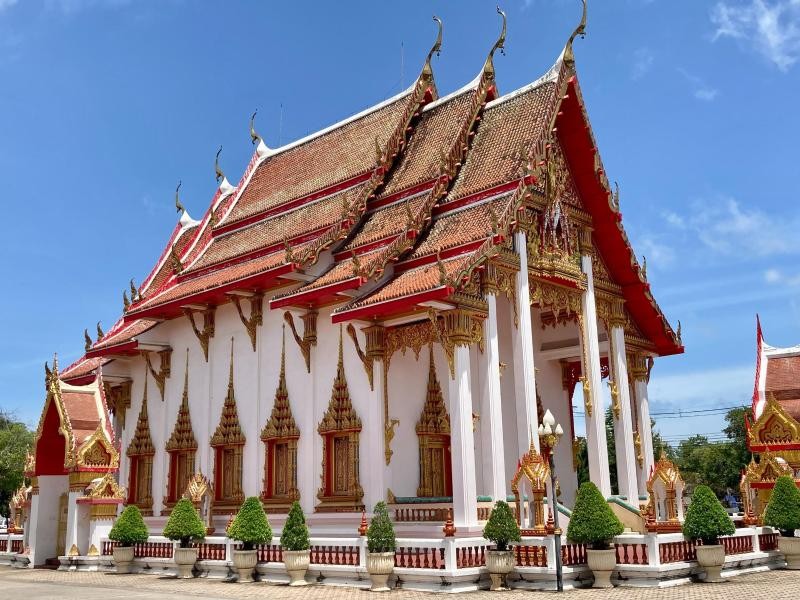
[1, 0, 799, 444]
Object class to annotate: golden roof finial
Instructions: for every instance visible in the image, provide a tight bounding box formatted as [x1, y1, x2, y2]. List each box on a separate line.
[129, 279, 138, 302]
[84, 329, 92, 352]
[436, 251, 448, 285]
[96, 321, 104, 341]
[564, 0, 587, 68]
[676, 320, 682, 345]
[483, 6, 507, 75]
[123, 290, 130, 311]
[423, 16, 443, 75]
[52, 352, 59, 377]
[351, 251, 363, 278]
[249, 109, 262, 145]
[215, 145, 225, 183]
[174, 180, 184, 214]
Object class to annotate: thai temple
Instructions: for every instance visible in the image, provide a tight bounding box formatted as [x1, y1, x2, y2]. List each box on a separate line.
[5, 5, 785, 590]
[741, 318, 800, 520]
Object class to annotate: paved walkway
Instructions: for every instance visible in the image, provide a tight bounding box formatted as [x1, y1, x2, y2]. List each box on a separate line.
[1, 567, 798, 599]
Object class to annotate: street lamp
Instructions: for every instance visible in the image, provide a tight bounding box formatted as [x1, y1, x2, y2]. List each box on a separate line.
[538, 409, 564, 593]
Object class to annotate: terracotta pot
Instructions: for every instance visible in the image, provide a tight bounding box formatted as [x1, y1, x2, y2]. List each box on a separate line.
[586, 548, 617, 588]
[695, 544, 725, 583]
[112, 546, 134, 574]
[486, 549, 515, 591]
[778, 536, 800, 570]
[232, 549, 258, 582]
[283, 549, 310, 586]
[366, 551, 395, 592]
[174, 546, 198, 579]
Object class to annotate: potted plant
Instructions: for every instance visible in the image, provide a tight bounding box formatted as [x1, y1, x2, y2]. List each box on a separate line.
[280, 501, 311, 586]
[163, 497, 206, 579]
[366, 502, 396, 592]
[763, 475, 800, 569]
[108, 505, 148, 574]
[227, 497, 272, 582]
[682, 485, 735, 582]
[567, 482, 623, 588]
[482, 501, 521, 590]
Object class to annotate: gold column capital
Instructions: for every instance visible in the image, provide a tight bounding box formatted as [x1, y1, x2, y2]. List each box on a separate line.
[628, 352, 651, 383]
[363, 324, 386, 360]
[608, 298, 626, 329]
[578, 226, 593, 255]
[441, 309, 483, 348]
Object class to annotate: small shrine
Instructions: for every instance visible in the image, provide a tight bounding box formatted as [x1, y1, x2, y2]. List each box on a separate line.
[642, 452, 685, 533]
[511, 439, 550, 535]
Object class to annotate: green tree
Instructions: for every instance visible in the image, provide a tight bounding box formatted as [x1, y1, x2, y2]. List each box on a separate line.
[280, 501, 310, 551]
[482, 501, 521, 551]
[163, 498, 206, 548]
[567, 482, 623, 549]
[366, 501, 396, 553]
[763, 475, 800, 536]
[682, 485, 735, 544]
[227, 497, 272, 550]
[0, 412, 34, 516]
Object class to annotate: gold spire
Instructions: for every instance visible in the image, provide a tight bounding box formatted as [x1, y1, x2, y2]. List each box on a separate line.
[130, 279, 138, 302]
[128, 375, 155, 456]
[318, 325, 361, 434]
[261, 327, 299, 441]
[416, 345, 450, 435]
[422, 16, 443, 77]
[482, 6, 507, 76]
[214, 145, 225, 183]
[174, 180, 184, 213]
[564, 0, 587, 68]
[166, 349, 197, 451]
[123, 290, 130, 311]
[211, 337, 245, 446]
[84, 329, 92, 352]
[96, 321, 104, 341]
[249, 110, 262, 145]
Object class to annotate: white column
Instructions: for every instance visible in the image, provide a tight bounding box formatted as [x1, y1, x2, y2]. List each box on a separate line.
[512, 231, 540, 455]
[609, 317, 639, 502]
[64, 489, 81, 555]
[365, 358, 386, 511]
[480, 292, 507, 502]
[446, 311, 479, 528]
[579, 231, 612, 497]
[631, 353, 655, 495]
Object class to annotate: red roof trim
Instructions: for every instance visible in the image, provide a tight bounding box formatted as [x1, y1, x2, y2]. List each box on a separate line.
[214, 170, 374, 236]
[334, 235, 399, 260]
[368, 178, 438, 211]
[434, 177, 532, 217]
[269, 276, 365, 310]
[331, 285, 454, 324]
[85, 340, 138, 359]
[396, 240, 487, 273]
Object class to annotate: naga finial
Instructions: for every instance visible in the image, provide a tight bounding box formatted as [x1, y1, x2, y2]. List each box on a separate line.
[123, 290, 130, 311]
[96, 321, 104, 341]
[45, 360, 52, 382]
[351, 251, 363, 278]
[175, 180, 184, 214]
[613, 180, 620, 211]
[482, 6, 507, 75]
[564, 0, 587, 68]
[84, 329, 92, 352]
[436, 251, 447, 285]
[676, 320, 682, 345]
[215, 145, 225, 183]
[249, 110, 262, 145]
[424, 16, 443, 71]
[374, 137, 383, 165]
[641, 255, 647, 281]
[130, 279, 138, 302]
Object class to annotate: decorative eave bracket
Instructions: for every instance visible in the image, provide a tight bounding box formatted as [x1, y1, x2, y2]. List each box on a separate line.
[183, 305, 216, 362]
[229, 291, 264, 352]
[143, 348, 172, 401]
[284, 309, 318, 373]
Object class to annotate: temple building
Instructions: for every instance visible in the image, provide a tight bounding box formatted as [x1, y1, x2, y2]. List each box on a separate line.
[741, 317, 800, 520]
[21, 8, 683, 568]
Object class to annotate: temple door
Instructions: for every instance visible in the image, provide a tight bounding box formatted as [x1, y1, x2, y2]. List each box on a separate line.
[56, 493, 68, 557]
[333, 437, 350, 496]
[274, 443, 288, 496]
[430, 448, 446, 497]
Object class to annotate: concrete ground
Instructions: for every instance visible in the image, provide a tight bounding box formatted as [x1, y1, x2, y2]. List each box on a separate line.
[1, 567, 798, 599]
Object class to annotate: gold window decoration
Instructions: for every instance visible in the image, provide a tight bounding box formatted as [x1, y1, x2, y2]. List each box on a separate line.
[126, 376, 155, 515]
[165, 350, 197, 506]
[261, 329, 300, 510]
[416, 345, 452, 498]
[210, 339, 246, 511]
[317, 326, 363, 512]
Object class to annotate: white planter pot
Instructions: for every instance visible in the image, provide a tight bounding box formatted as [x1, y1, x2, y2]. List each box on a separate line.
[232, 549, 258, 582]
[486, 549, 515, 591]
[778, 536, 800, 570]
[174, 547, 198, 579]
[283, 549, 310, 586]
[112, 546, 134, 574]
[586, 548, 617, 589]
[695, 544, 725, 583]
[366, 551, 395, 592]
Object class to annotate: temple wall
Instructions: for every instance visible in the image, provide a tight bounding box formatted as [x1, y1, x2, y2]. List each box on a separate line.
[496, 294, 521, 493]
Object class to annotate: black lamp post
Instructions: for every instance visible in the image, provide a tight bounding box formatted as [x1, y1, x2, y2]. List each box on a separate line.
[538, 409, 564, 593]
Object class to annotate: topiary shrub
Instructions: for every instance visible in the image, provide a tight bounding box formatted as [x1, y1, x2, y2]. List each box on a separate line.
[567, 482, 624, 550]
[682, 485, 735, 546]
[764, 476, 800, 537]
[227, 497, 273, 551]
[367, 502, 396, 554]
[163, 498, 206, 548]
[109, 505, 149, 547]
[280, 501, 310, 551]
[483, 501, 521, 551]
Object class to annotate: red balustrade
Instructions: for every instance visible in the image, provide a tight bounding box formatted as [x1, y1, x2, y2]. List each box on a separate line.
[455, 545, 486, 568]
[192, 542, 226, 561]
[561, 543, 587, 566]
[394, 547, 445, 569]
[616, 543, 648, 565]
[659, 540, 698, 564]
[759, 533, 779, 551]
[256, 543, 283, 562]
[10, 539, 22, 554]
[102, 541, 174, 558]
[514, 545, 548, 567]
[310, 545, 360, 566]
[721, 535, 753, 555]
[393, 508, 448, 523]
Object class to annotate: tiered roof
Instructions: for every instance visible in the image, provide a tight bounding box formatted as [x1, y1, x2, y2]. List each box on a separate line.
[76, 11, 680, 365]
[752, 317, 800, 421]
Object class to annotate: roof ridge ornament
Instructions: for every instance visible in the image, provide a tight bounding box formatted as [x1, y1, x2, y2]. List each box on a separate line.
[96, 321, 104, 341]
[483, 6, 507, 76]
[214, 145, 235, 197]
[84, 329, 92, 352]
[249, 109, 272, 159]
[214, 145, 225, 183]
[174, 180, 184, 214]
[422, 16, 443, 77]
[564, 0, 587, 69]
[130, 279, 138, 302]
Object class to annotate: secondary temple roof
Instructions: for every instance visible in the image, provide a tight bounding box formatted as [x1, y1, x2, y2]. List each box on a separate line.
[80, 12, 681, 362]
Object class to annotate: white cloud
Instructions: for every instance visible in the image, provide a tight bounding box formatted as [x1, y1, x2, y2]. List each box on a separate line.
[631, 47, 654, 80]
[765, 268, 782, 282]
[677, 68, 719, 101]
[0, 0, 18, 12]
[711, 0, 800, 71]
[763, 267, 800, 285]
[649, 365, 753, 409]
[638, 235, 675, 269]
